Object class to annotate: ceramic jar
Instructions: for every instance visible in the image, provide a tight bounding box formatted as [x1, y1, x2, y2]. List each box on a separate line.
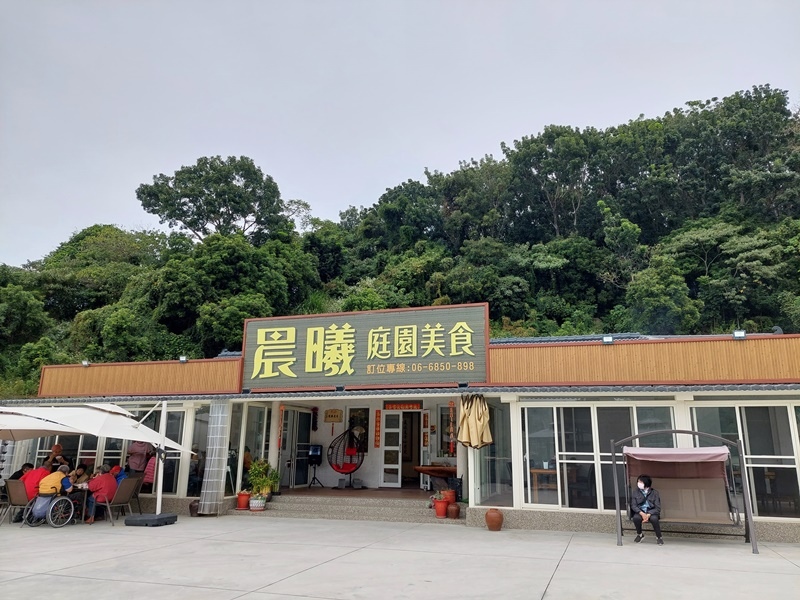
[485, 508, 503, 531]
[446, 503, 461, 519]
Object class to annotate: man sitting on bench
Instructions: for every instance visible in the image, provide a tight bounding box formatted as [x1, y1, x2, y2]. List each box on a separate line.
[631, 474, 663, 545]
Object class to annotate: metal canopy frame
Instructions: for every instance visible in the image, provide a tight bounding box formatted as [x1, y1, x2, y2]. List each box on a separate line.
[611, 429, 758, 554]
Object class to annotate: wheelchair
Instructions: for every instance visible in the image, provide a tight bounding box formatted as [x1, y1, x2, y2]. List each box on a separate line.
[23, 493, 77, 528]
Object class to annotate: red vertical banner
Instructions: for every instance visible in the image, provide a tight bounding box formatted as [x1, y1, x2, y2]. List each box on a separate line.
[448, 400, 455, 455]
[374, 409, 381, 448]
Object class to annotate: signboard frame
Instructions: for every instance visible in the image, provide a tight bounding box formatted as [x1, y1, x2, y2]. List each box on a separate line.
[242, 302, 491, 393]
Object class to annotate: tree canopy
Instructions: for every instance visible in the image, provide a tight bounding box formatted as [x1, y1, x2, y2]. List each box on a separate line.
[2, 84, 799, 397]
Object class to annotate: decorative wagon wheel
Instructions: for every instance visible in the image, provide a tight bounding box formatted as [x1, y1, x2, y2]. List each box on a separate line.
[327, 421, 365, 487]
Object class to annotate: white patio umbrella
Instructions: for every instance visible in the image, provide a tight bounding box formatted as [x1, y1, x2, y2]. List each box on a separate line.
[0, 402, 193, 517]
[0, 413, 85, 441]
[0, 405, 191, 452]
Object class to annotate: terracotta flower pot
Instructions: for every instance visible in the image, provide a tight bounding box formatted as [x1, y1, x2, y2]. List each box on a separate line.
[236, 492, 251, 510]
[433, 499, 449, 519]
[441, 489, 456, 504]
[485, 508, 503, 531]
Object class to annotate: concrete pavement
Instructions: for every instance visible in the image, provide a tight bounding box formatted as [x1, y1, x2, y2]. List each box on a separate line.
[1, 516, 798, 599]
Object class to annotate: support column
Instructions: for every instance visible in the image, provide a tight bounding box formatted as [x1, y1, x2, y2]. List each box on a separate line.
[267, 401, 282, 469]
[198, 398, 232, 515]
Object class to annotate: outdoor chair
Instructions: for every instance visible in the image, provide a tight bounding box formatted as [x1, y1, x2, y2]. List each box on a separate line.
[102, 477, 138, 526]
[1, 479, 33, 527]
[128, 473, 144, 515]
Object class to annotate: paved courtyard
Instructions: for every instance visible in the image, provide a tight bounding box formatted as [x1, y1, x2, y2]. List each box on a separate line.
[0, 515, 798, 599]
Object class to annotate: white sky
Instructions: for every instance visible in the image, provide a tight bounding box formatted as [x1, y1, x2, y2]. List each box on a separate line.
[1, 1, 798, 267]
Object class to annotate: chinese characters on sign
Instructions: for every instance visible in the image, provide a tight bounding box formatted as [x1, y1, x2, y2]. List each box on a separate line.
[384, 402, 422, 410]
[374, 409, 381, 449]
[242, 304, 488, 390]
[323, 409, 343, 423]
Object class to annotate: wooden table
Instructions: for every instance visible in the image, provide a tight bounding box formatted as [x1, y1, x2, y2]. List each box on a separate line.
[413, 466, 457, 479]
[529, 468, 557, 503]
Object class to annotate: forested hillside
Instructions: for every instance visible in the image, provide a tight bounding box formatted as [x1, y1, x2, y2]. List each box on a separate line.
[2, 85, 799, 397]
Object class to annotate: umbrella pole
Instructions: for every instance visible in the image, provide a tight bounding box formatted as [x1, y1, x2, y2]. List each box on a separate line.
[156, 400, 167, 515]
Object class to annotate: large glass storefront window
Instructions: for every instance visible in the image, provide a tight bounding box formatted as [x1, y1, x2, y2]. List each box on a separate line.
[228, 403, 243, 494]
[693, 404, 799, 518]
[187, 405, 210, 497]
[35, 434, 99, 472]
[31, 402, 208, 498]
[522, 401, 675, 509]
[476, 399, 512, 506]
[134, 409, 185, 495]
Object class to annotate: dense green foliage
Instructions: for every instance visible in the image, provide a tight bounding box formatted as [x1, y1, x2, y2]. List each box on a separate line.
[2, 85, 799, 397]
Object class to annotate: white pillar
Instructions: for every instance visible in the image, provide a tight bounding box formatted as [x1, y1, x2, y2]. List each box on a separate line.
[267, 401, 282, 469]
[155, 400, 167, 515]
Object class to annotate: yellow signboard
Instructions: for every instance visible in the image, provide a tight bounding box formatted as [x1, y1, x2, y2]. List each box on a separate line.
[242, 304, 488, 391]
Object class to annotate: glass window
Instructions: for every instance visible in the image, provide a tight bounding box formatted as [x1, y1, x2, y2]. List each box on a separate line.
[347, 407, 370, 453]
[103, 438, 124, 468]
[187, 405, 209, 497]
[133, 409, 185, 495]
[524, 407, 557, 505]
[476, 399, 512, 507]
[227, 403, 243, 494]
[636, 406, 674, 447]
[600, 463, 627, 510]
[750, 467, 800, 517]
[78, 436, 98, 472]
[558, 407, 593, 455]
[742, 406, 794, 457]
[693, 405, 800, 518]
[694, 407, 738, 447]
[597, 407, 632, 455]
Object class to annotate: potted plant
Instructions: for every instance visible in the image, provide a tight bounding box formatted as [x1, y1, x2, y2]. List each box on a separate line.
[247, 459, 273, 511]
[432, 491, 449, 519]
[236, 489, 251, 510]
[266, 465, 282, 496]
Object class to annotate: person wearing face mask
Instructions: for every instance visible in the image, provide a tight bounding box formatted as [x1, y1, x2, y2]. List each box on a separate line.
[630, 474, 663, 545]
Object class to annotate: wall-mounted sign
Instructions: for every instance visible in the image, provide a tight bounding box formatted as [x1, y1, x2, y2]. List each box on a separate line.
[242, 304, 489, 391]
[384, 402, 422, 410]
[323, 409, 343, 423]
[374, 409, 382, 448]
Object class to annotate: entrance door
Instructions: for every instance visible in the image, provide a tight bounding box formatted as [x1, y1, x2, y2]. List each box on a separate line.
[280, 409, 312, 488]
[420, 409, 431, 490]
[380, 411, 402, 487]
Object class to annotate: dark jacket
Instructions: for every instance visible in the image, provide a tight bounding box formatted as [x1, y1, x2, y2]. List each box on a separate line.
[630, 487, 661, 517]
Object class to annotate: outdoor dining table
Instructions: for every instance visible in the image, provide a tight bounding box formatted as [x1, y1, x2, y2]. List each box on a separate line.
[69, 485, 90, 522]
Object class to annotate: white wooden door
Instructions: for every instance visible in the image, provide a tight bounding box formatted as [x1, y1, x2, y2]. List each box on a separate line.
[380, 411, 402, 487]
[420, 409, 431, 490]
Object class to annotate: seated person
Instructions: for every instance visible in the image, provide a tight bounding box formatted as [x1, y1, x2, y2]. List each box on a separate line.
[85, 464, 118, 525]
[20, 458, 55, 501]
[110, 465, 128, 484]
[31, 465, 73, 520]
[38, 464, 74, 496]
[630, 474, 664, 545]
[2, 462, 34, 506]
[69, 464, 90, 485]
[9, 463, 34, 481]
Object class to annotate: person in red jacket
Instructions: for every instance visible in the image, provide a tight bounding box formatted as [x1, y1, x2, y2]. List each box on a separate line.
[85, 464, 118, 525]
[20, 457, 55, 501]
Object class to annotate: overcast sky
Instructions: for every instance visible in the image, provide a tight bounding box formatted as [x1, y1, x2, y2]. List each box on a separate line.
[1, 1, 798, 267]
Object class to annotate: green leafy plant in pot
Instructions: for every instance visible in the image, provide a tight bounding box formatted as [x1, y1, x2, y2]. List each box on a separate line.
[247, 459, 274, 510]
[266, 465, 282, 495]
